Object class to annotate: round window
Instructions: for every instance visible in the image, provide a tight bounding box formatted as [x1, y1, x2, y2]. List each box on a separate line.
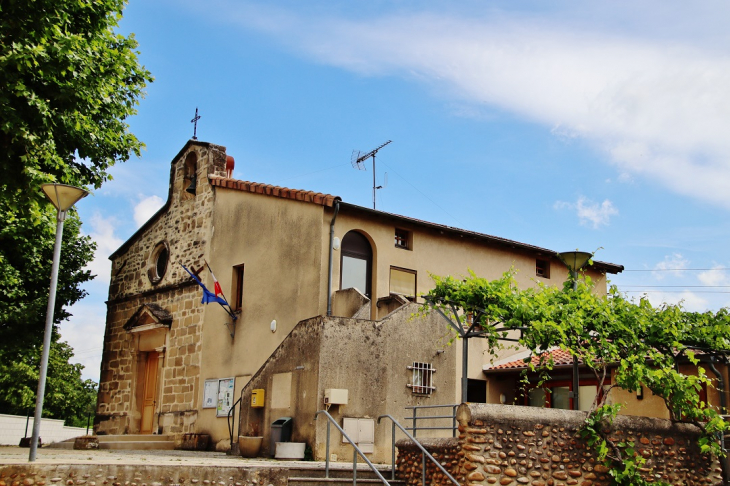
[149, 242, 169, 284]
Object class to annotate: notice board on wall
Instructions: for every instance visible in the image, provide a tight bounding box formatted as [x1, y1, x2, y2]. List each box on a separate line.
[216, 377, 235, 417]
[203, 378, 235, 417]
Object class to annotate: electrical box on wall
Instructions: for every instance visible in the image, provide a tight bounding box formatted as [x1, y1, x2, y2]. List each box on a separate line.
[251, 389, 265, 408]
[324, 388, 348, 405]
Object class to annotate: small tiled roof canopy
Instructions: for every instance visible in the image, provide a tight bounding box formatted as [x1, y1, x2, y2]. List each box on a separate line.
[484, 348, 577, 373]
[123, 303, 173, 331]
[208, 175, 340, 207]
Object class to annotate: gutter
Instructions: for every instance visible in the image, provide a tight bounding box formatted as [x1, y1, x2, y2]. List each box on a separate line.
[326, 200, 341, 316]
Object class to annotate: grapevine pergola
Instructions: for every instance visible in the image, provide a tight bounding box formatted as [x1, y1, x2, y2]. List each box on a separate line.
[422, 268, 730, 485]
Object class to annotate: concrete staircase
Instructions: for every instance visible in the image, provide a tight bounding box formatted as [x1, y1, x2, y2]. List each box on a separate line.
[47, 434, 175, 450]
[287, 465, 406, 486]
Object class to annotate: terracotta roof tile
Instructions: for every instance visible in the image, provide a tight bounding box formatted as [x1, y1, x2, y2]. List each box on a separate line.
[208, 175, 340, 208]
[485, 348, 577, 372]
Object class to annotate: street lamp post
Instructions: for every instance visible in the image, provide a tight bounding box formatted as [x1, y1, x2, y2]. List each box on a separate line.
[556, 251, 592, 411]
[29, 184, 88, 462]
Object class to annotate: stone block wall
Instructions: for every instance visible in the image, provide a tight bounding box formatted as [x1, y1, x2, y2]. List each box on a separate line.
[96, 141, 228, 437]
[107, 142, 226, 302]
[96, 285, 204, 436]
[395, 404, 723, 486]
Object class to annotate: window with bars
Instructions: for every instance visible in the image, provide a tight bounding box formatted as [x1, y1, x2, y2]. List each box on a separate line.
[407, 362, 436, 395]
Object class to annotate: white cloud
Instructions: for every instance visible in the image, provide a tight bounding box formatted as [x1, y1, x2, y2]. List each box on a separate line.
[85, 212, 123, 284]
[652, 253, 689, 280]
[134, 195, 164, 228]
[698, 265, 730, 287]
[554, 196, 618, 228]
[642, 290, 708, 313]
[208, 2, 730, 209]
[59, 301, 106, 382]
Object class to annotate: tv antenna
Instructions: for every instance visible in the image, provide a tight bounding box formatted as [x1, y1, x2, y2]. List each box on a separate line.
[351, 140, 392, 209]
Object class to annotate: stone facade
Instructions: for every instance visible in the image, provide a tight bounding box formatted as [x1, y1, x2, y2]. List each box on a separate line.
[0, 465, 287, 486]
[395, 403, 723, 486]
[96, 142, 227, 436]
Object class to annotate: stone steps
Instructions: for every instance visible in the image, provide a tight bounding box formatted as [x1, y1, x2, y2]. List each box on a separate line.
[288, 478, 405, 486]
[46, 434, 175, 451]
[97, 434, 174, 442]
[287, 465, 405, 486]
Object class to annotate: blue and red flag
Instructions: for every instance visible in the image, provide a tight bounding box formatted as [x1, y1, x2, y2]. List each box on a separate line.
[180, 262, 237, 320]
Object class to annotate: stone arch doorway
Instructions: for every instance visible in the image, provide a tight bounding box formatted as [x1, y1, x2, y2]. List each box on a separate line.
[340, 230, 373, 298]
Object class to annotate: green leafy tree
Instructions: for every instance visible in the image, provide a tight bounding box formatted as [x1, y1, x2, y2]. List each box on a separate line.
[1, 0, 153, 202]
[0, 0, 151, 422]
[0, 338, 98, 427]
[423, 267, 730, 485]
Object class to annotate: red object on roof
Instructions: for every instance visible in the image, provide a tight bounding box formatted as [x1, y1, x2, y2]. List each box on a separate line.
[486, 348, 577, 372]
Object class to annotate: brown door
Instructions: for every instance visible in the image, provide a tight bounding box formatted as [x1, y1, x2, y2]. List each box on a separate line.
[140, 351, 159, 434]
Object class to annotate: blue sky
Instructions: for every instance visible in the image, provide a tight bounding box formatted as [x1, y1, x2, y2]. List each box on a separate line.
[65, 1, 730, 380]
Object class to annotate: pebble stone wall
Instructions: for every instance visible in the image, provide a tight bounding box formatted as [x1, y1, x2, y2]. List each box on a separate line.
[96, 141, 228, 438]
[0, 465, 286, 486]
[395, 404, 723, 486]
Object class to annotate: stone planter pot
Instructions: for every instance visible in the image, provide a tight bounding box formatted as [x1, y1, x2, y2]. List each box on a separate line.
[275, 442, 306, 460]
[238, 436, 263, 458]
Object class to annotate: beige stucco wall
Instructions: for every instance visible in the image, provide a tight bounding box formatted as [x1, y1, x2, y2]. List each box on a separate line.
[195, 187, 328, 444]
[329, 207, 609, 403]
[237, 317, 324, 457]
[235, 305, 459, 463]
[315, 305, 459, 463]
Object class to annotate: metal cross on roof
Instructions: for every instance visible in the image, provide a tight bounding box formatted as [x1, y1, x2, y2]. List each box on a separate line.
[191, 107, 201, 140]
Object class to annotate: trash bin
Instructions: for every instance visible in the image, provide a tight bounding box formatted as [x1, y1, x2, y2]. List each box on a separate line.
[270, 417, 293, 457]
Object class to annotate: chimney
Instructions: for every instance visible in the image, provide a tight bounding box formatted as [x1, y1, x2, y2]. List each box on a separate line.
[226, 155, 235, 178]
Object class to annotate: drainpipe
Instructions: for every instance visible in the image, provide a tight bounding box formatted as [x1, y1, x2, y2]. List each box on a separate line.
[326, 200, 341, 317]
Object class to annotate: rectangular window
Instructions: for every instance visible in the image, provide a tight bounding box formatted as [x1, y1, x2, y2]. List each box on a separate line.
[394, 228, 411, 250]
[536, 259, 550, 278]
[407, 362, 435, 395]
[390, 267, 416, 300]
[232, 264, 244, 310]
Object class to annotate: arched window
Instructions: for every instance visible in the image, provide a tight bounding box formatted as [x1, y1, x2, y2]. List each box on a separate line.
[182, 152, 197, 197]
[148, 241, 169, 285]
[340, 231, 372, 297]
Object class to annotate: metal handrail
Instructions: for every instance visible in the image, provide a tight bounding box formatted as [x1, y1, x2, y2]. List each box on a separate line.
[404, 404, 459, 437]
[377, 414, 460, 486]
[227, 396, 242, 452]
[315, 410, 390, 486]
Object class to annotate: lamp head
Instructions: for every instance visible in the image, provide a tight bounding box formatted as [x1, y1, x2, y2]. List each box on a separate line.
[557, 251, 593, 274]
[41, 183, 88, 212]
